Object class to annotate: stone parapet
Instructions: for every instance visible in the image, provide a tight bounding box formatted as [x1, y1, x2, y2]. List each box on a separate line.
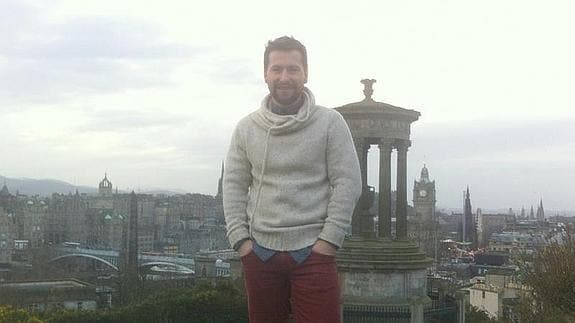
[337, 237, 433, 272]
[337, 236, 434, 323]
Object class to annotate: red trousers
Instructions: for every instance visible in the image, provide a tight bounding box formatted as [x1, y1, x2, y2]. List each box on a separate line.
[241, 250, 341, 323]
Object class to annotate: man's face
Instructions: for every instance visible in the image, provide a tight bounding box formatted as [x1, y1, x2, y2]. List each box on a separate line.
[264, 50, 307, 106]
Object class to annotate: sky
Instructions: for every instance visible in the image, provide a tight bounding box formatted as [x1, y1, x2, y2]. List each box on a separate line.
[0, 0, 574, 212]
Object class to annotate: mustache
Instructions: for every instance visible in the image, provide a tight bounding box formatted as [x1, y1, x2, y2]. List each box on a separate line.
[273, 80, 296, 86]
[273, 85, 297, 90]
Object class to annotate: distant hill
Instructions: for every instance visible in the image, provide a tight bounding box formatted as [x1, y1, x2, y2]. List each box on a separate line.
[0, 175, 188, 197]
[0, 175, 98, 196]
[139, 189, 188, 196]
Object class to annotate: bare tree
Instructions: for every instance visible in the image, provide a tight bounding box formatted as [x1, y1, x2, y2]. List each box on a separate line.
[517, 225, 575, 322]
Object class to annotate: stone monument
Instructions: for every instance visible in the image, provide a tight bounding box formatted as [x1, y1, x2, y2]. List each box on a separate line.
[335, 80, 433, 323]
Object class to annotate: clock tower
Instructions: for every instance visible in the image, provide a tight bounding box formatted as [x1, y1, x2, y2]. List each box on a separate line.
[413, 164, 436, 222]
[410, 164, 437, 258]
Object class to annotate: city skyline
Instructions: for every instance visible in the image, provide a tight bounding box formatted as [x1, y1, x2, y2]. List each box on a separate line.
[1, 1, 573, 210]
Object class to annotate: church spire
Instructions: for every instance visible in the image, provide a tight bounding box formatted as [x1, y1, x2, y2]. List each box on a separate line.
[520, 206, 525, 218]
[0, 182, 9, 196]
[462, 186, 475, 246]
[215, 161, 224, 201]
[536, 198, 545, 221]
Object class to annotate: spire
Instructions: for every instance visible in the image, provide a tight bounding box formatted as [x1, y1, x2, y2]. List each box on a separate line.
[462, 186, 475, 245]
[536, 198, 545, 221]
[529, 205, 535, 219]
[127, 191, 139, 276]
[520, 206, 525, 218]
[216, 161, 224, 201]
[420, 164, 430, 183]
[120, 191, 140, 287]
[0, 183, 10, 196]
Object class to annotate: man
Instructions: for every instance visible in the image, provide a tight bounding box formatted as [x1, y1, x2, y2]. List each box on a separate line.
[223, 36, 361, 323]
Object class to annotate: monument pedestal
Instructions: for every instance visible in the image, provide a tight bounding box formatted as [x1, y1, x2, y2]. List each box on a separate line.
[338, 236, 433, 323]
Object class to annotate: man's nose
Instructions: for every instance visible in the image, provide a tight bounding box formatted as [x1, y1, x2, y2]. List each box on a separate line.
[279, 69, 289, 81]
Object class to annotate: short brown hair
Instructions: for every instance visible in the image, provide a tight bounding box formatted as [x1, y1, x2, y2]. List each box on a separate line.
[264, 36, 308, 75]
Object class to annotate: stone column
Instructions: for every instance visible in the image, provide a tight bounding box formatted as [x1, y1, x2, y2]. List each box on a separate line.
[410, 302, 425, 323]
[352, 138, 369, 235]
[396, 140, 410, 239]
[354, 138, 368, 188]
[378, 139, 394, 238]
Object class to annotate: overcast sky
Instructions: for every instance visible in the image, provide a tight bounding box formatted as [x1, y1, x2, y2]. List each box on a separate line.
[1, 0, 573, 212]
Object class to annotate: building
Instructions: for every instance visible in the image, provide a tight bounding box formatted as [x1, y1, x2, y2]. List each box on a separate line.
[410, 164, 438, 258]
[3, 173, 229, 271]
[195, 249, 240, 279]
[477, 212, 514, 248]
[45, 191, 88, 245]
[469, 271, 526, 320]
[488, 231, 545, 255]
[98, 174, 113, 197]
[0, 279, 101, 312]
[412, 164, 436, 222]
[0, 208, 16, 263]
[17, 197, 48, 249]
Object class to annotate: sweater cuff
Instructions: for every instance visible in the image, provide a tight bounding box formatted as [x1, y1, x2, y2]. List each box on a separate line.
[318, 224, 347, 249]
[228, 228, 250, 251]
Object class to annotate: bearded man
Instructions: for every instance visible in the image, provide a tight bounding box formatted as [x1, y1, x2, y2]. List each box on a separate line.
[223, 36, 361, 323]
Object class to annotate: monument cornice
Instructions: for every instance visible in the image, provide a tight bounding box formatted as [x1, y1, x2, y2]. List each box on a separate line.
[334, 99, 420, 123]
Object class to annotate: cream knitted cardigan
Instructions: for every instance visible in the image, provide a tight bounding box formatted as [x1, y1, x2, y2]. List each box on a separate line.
[223, 88, 362, 251]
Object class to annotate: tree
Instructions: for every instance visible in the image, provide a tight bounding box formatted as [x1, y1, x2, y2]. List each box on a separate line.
[0, 306, 44, 323]
[42, 280, 248, 323]
[465, 305, 504, 323]
[517, 225, 575, 322]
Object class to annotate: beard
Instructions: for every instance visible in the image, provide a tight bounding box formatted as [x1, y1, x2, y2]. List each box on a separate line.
[268, 82, 305, 106]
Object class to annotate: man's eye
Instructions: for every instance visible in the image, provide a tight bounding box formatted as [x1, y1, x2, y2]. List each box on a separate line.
[287, 67, 300, 72]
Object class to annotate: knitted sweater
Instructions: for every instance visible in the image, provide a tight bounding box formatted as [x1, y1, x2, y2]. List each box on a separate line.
[223, 88, 362, 251]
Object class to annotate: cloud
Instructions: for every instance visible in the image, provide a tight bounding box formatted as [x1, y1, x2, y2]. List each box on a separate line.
[0, 3, 205, 107]
[411, 118, 574, 160]
[0, 59, 174, 105]
[0, 1, 41, 47]
[403, 118, 575, 209]
[77, 108, 190, 132]
[205, 57, 260, 85]
[4, 16, 198, 60]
